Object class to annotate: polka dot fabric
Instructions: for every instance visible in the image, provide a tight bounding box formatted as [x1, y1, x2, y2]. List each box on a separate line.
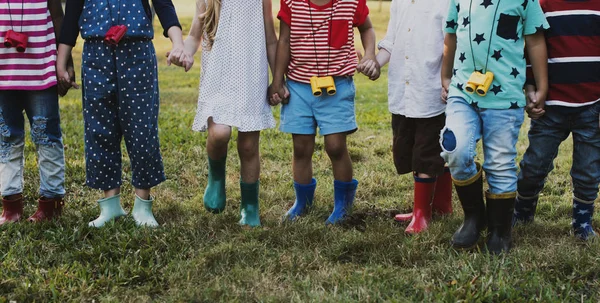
[80, 0, 154, 41]
[80, 0, 165, 191]
[192, 0, 276, 132]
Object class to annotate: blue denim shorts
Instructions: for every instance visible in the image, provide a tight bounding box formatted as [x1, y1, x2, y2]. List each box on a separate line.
[280, 77, 357, 136]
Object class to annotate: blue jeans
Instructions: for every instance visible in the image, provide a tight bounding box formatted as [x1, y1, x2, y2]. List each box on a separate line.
[518, 102, 600, 202]
[440, 97, 524, 194]
[0, 87, 65, 198]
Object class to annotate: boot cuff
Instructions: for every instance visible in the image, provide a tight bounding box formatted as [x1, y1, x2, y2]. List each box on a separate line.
[452, 162, 482, 187]
[486, 191, 517, 200]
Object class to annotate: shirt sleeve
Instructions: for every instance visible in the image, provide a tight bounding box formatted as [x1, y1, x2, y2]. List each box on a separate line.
[444, 0, 458, 34]
[523, 0, 549, 35]
[353, 0, 369, 27]
[377, 0, 398, 53]
[152, 0, 183, 38]
[277, 0, 292, 26]
[58, 0, 84, 46]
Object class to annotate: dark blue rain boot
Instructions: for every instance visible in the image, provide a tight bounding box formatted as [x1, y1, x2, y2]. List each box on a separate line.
[512, 193, 539, 226]
[283, 178, 317, 221]
[573, 198, 596, 240]
[326, 179, 358, 225]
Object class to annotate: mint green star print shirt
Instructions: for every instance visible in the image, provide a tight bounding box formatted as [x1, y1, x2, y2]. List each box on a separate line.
[445, 0, 549, 109]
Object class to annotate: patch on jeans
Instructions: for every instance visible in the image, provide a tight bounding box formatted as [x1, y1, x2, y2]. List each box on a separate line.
[0, 141, 11, 163]
[441, 128, 457, 152]
[31, 116, 53, 146]
[0, 108, 10, 138]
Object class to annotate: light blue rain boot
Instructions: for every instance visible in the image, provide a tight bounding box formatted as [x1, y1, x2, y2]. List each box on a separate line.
[89, 194, 127, 227]
[239, 181, 261, 227]
[326, 179, 359, 225]
[283, 178, 317, 221]
[132, 195, 159, 227]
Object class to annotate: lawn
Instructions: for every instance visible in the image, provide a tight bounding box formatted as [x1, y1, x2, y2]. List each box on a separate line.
[1, 1, 599, 302]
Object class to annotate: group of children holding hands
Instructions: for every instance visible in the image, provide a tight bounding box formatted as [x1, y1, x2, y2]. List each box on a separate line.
[0, 0, 598, 254]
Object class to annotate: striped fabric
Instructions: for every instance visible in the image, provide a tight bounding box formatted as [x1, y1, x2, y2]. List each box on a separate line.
[0, 0, 57, 90]
[527, 0, 600, 107]
[278, 0, 368, 84]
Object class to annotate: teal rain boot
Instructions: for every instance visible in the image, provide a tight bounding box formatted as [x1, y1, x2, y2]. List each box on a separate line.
[89, 194, 127, 227]
[239, 181, 261, 227]
[204, 156, 227, 213]
[132, 195, 159, 227]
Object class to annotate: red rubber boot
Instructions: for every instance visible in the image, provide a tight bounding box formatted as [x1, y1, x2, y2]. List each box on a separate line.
[0, 194, 24, 225]
[432, 167, 453, 215]
[404, 176, 437, 234]
[28, 197, 64, 222]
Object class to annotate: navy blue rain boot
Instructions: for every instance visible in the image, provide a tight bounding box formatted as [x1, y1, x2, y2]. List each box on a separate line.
[283, 178, 317, 221]
[326, 179, 358, 225]
[573, 198, 596, 240]
[512, 193, 539, 226]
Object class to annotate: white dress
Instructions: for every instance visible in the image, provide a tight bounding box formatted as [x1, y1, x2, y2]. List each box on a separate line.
[192, 0, 276, 132]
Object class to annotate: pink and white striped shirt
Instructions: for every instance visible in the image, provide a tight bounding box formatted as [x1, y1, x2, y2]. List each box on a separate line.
[0, 0, 57, 91]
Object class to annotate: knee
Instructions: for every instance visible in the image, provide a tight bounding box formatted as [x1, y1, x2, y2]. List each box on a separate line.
[293, 141, 313, 161]
[31, 116, 59, 147]
[324, 140, 347, 160]
[237, 139, 258, 160]
[208, 128, 231, 149]
[440, 127, 470, 167]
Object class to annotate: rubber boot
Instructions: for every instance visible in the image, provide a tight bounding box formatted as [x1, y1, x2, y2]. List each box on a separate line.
[132, 195, 159, 227]
[28, 197, 64, 222]
[486, 191, 516, 254]
[0, 194, 24, 225]
[572, 198, 596, 240]
[404, 175, 436, 234]
[326, 179, 358, 225]
[512, 192, 538, 226]
[88, 194, 127, 227]
[451, 164, 486, 249]
[204, 156, 227, 213]
[239, 181, 260, 227]
[432, 167, 453, 215]
[283, 178, 317, 221]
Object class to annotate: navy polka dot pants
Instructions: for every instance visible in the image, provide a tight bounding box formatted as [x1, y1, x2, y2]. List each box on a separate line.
[81, 39, 165, 191]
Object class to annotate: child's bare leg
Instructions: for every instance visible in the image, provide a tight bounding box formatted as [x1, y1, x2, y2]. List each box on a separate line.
[238, 131, 261, 226]
[104, 188, 121, 198]
[292, 134, 315, 184]
[204, 118, 232, 213]
[324, 133, 352, 182]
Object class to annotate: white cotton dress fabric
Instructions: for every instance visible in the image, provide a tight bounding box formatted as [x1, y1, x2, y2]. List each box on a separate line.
[192, 0, 276, 132]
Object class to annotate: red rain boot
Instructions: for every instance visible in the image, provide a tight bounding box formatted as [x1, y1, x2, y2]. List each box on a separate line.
[404, 176, 436, 234]
[28, 197, 64, 222]
[432, 168, 453, 215]
[0, 194, 24, 225]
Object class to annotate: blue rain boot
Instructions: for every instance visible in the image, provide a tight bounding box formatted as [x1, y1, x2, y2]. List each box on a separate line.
[239, 181, 261, 227]
[89, 194, 127, 227]
[204, 156, 227, 213]
[573, 199, 596, 240]
[326, 179, 359, 225]
[283, 178, 317, 221]
[132, 195, 159, 227]
[512, 193, 539, 226]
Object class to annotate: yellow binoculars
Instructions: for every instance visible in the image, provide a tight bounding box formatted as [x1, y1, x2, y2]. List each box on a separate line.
[310, 76, 336, 96]
[465, 71, 494, 97]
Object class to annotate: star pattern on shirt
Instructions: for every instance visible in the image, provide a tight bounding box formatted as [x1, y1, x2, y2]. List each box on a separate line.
[521, 0, 528, 10]
[456, 83, 464, 91]
[535, 25, 546, 32]
[459, 52, 467, 63]
[453, 68, 457, 76]
[446, 19, 458, 29]
[456, 3, 460, 12]
[473, 33, 486, 45]
[490, 84, 503, 95]
[491, 49, 503, 61]
[462, 17, 470, 27]
[481, 0, 494, 9]
[510, 67, 520, 78]
[472, 101, 479, 108]
[509, 101, 519, 108]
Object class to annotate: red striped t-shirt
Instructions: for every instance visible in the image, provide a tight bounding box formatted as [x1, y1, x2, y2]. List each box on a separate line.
[0, 0, 57, 91]
[278, 0, 369, 83]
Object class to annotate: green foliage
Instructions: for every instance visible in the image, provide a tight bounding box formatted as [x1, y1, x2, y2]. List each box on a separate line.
[1, 1, 598, 301]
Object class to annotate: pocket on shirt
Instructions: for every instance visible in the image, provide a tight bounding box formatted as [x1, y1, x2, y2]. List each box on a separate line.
[496, 13, 521, 41]
[329, 20, 350, 49]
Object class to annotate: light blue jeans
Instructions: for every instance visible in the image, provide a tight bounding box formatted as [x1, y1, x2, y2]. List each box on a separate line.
[0, 87, 65, 198]
[440, 97, 524, 194]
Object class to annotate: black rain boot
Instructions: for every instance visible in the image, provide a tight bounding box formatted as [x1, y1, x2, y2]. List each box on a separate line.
[451, 164, 486, 249]
[486, 191, 516, 254]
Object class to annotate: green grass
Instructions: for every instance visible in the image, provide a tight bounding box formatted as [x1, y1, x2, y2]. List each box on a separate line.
[1, 1, 599, 302]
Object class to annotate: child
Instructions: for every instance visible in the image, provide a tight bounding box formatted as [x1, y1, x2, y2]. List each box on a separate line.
[56, 0, 184, 227]
[441, 0, 549, 253]
[513, 0, 600, 240]
[169, 0, 277, 227]
[0, 0, 76, 224]
[269, 0, 380, 224]
[376, 0, 453, 234]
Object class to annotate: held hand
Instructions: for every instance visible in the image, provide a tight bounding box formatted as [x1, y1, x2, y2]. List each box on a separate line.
[166, 44, 186, 68]
[357, 56, 380, 81]
[56, 64, 78, 97]
[525, 85, 546, 119]
[441, 77, 451, 103]
[268, 82, 289, 106]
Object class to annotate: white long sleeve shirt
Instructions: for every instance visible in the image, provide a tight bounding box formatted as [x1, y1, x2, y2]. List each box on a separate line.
[378, 0, 449, 118]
